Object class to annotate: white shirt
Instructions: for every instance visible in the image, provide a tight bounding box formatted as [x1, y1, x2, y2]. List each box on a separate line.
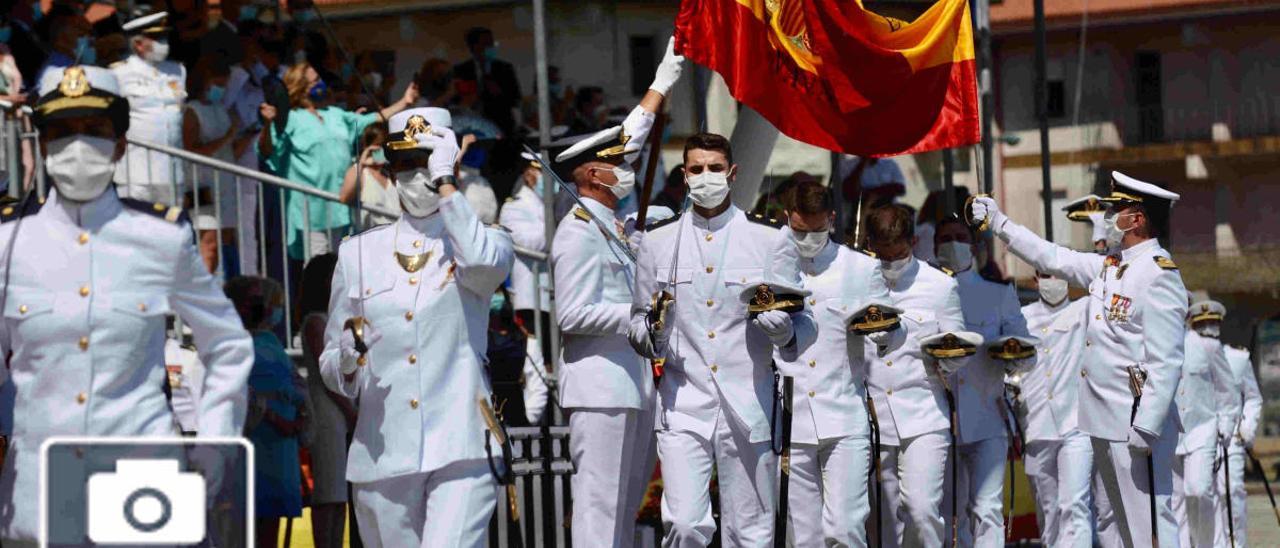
[951, 269, 1029, 444]
[1001, 226, 1188, 442]
[499, 185, 550, 312]
[113, 55, 187, 188]
[1020, 298, 1089, 442]
[629, 205, 815, 444]
[866, 257, 965, 445]
[552, 197, 652, 409]
[780, 240, 891, 444]
[1224, 346, 1263, 443]
[0, 189, 253, 540]
[1176, 330, 1231, 454]
[319, 195, 513, 482]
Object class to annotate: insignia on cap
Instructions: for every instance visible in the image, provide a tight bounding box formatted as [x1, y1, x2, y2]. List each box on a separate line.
[1154, 256, 1178, 270]
[596, 132, 631, 160]
[59, 67, 91, 98]
[923, 333, 977, 359]
[850, 305, 900, 334]
[389, 115, 431, 151]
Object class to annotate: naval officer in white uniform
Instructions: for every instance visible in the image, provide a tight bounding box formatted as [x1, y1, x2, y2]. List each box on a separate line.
[628, 131, 816, 547]
[0, 65, 253, 545]
[1018, 271, 1093, 548]
[319, 107, 514, 548]
[932, 216, 1029, 547]
[1217, 331, 1262, 546]
[971, 172, 1188, 547]
[111, 12, 188, 205]
[863, 204, 966, 548]
[1172, 299, 1231, 547]
[778, 180, 893, 547]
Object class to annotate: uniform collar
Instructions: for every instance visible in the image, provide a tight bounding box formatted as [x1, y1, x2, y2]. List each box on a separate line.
[515, 184, 538, 202]
[399, 209, 444, 238]
[581, 196, 616, 222]
[691, 203, 737, 232]
[47, 187, 123, 231]
[801, 239, 838, 274]
[1121, 238, 1159, 263]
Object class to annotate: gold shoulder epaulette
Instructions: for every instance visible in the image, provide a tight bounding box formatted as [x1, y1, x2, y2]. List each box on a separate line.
[121, 198, 188, 224]
[854, 247, 876, 258]
[1154, 256, 1178, 271]
[940, 266, 956, 277]
[572, 207, 591, 222]
[747, 213, 784, 229]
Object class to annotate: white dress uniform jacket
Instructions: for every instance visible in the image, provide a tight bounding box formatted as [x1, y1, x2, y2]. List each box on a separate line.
[499, 185, 551, 313]
[999, 226, 1187, 442]
[628, 205, 815, 444]
[866, 258, 965, 445]
[1223, 346, 1262, 445]
[553, 197, 652, 409]
[0, 189, 253, 541]
[951, 269, 1028, 444]
[1176, 331, 1230, 455]
[112, 55, 187, 199]
[1020, 298, 1088, 442]
[782, 241, 890, 443]
[319, 195, 514, 483]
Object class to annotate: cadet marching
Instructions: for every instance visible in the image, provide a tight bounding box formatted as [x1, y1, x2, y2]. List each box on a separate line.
[0, 36, 1269, 548]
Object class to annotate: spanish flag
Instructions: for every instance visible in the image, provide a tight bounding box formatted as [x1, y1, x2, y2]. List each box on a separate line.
[675, 0, 979, 157]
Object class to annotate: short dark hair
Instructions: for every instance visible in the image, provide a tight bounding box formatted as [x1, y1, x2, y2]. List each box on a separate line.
[789, 180, 831, 215]
[683, 132, 733, 166]
[465, 27, 492, 47]
[934, 215, 972, 241]
[866, 204, 916, 245]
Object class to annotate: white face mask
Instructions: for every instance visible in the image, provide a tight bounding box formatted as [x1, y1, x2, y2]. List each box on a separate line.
[1194, 323, 1220, 339]
[144, 39, 169, 63]
[880, 255, 913, 282]
[791, 228, 829, 259]
[45, 136, 117, 202]
[935, 241, 973, 273]
[395, 168, 441, 217]
[1038, 277, 1069, 306]
[599, 165, 635, 200]
[1103, 210, 1137, 248]
[687, 171, 730, 209]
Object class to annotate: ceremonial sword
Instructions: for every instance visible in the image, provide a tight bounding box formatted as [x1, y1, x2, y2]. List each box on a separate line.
[1223, 438, 1236, 547]
[865, 382, 883, 548]
[774, 376, 794, 548]
[1126, 365, 1158, 547]
[1246, 446, 1280, 528]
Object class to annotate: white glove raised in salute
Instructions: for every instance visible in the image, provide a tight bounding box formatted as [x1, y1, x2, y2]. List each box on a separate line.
[970, 196, 1009, 235]
[416, 127, 461, 183]
[649, 37, 688, 97]
[754, 310, 795, 347]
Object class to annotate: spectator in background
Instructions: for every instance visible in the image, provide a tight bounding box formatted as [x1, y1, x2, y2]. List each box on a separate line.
[352, 50, 392, 107]
[568, 86, 605, 134]
[257, 62, 417, 260]
[223, 23, 277, 276]
[226, 276, 306, 548]
[91, 14, 128, 67]
[914, 186, 971, 264]
[458, 132, 499, 224]
[183, 59, 241, 274]
[339, 123, 398, 229]
[0, 19, 36, 194]
[35, 10, 92, 84]
[113, 12, 188, 205]
[167, 0, 210, 67]
[297, 254, 353, 548]
[200, 0, 247, 68]
[454, 26, 521, 134]
[652, 164, 687, 212]
[413, 57, 456, 108]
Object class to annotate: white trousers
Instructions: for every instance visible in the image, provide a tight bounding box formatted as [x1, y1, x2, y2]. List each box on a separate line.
[1173, 445, 1218, 548]
[1022, 431, 1093, 548]
[1214, 440, 1248, 547]
[948, 436, 1008, 548]
[876, 428, 950, 548]
[352, 459, 496, 548]
[657, 412, 777, 547]
[1091, 434, 1179, 548]
[787, 435, 871, 548]
[568, 406, 656, 548]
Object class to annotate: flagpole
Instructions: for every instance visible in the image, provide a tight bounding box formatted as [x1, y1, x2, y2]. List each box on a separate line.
[1033, 0, 1054, 242]
[976, 0, 994, 195]
[942, 149, 956, 216]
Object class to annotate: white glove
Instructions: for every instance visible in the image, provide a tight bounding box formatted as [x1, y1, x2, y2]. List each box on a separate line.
[340, 321, 382, 375]
[1004, 357, 1035, 376]
[627, 228, 645, 257]
[970, 196, 1009, 235]
[754, 310, 795, 347]
[937, 356, 967, 376]
[1127, 426, 1156, 453]
[865, 329, 892, 349]
[621, 106, 657, 161]
[417, 127, 461, 183]
[1241, 428, 1256, 450]
[1088, 211, 1108, 244]
[649, 37, 688, 97]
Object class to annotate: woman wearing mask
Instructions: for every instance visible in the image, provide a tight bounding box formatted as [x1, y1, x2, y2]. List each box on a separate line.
[257, 62, 417, 260]
[339, 124, 399, 229]
[226, 276, 307, 548]
[183, 60, 241, 274]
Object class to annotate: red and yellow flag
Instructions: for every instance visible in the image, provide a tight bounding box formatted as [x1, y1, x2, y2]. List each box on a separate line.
[675, 0, 979, 157]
